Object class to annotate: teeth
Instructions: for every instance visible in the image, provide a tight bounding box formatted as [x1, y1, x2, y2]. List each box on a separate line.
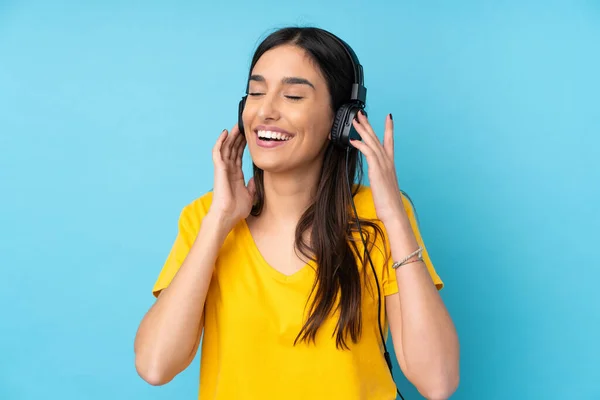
[257, 130, 292, 141]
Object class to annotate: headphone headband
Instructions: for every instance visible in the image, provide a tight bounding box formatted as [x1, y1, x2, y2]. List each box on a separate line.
[321, 30, 366, 105]
[241, 29, 366, 104]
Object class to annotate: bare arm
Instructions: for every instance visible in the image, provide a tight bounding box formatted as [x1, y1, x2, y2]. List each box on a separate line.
[134, 212, 229, 385]
[385, 216, 460, 400]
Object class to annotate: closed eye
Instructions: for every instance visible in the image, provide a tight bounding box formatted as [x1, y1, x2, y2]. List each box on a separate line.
[247, 93, 303, 100]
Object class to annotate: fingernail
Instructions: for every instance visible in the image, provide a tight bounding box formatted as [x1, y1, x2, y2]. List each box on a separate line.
[389, 113, 393, 120]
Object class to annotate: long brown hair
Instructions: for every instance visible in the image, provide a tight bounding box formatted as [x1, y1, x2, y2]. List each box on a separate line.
[248, 27, 387, 350]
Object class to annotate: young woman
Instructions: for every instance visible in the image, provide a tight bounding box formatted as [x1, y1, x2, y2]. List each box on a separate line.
[134, 27, 459, 400]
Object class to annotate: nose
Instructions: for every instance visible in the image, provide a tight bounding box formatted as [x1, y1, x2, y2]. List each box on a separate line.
[257, 93, 281, 122]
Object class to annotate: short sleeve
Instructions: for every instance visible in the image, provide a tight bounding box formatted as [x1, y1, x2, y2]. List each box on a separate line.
[152, 199, 207, 297]
[381, 193, 443, 296]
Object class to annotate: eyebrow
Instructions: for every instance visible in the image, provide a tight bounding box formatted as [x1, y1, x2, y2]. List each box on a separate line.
[249, 74, 315, 89]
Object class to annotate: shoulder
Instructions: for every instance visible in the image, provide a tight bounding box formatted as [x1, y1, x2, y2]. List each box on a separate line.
[174, 190, 215, 234]
[180, 190, 214, 218]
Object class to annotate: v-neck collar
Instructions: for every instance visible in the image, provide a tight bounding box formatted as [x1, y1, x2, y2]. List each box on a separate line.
[240, 218, 315, 283]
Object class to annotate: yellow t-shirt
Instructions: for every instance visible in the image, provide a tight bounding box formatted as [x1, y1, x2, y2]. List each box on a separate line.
[152, 185, 443, 399]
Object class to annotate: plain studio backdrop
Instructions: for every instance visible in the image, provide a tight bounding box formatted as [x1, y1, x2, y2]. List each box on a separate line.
[1, 1, 598, 399]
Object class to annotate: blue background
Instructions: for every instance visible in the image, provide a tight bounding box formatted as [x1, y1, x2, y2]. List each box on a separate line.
[1, 1, 598, 399]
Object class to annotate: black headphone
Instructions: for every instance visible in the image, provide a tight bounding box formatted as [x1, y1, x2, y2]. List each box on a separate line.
[237, 30, 367, 148]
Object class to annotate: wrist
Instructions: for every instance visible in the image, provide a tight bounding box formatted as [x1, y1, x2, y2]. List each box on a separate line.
[202, 211, 234, 240]
[383, 216, 420, 257]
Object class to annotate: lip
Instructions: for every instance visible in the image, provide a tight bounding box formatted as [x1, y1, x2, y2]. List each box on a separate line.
[253, 125, 294, 149]
[254, 125, 294, 136]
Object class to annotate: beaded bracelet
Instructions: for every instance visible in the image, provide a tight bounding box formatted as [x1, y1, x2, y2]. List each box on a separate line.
[392, 246, 424, 269]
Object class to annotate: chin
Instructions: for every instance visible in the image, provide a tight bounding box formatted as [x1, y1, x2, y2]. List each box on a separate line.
[251, 156, 291, 173]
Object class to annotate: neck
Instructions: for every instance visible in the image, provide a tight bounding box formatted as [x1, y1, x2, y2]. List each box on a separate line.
[259, 162, 323, 228]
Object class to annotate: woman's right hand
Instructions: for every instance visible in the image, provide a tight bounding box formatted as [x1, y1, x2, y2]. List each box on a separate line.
[207, 124, 256, 231]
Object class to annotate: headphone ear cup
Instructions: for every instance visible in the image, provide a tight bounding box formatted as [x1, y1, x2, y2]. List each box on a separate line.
[238, 96, 247, 134]
[330, 105, 346, 146]
[331, 103, 363, 148]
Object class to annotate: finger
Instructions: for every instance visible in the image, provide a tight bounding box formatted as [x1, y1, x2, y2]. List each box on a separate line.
[228, 127, 243, 157]
[230, 123, 245, 162]
[230, 123, 241, 136]
[356, 111, 383, 144]
[230, 123, 243, 143]
[355, 112, 384, 156]
[212, 129, 228, 166]
[352, 118, 385, 159]
[383, 113, 394, 158]
[221, 125, 240, 161]
[349, 138, 380, 167]
[233, 133, 246, 167]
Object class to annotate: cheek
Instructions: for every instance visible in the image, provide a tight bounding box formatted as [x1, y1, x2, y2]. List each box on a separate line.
[303, 111, 333, 145]
[289, 103, 332, 137]
[241, 106, 255, 138]
[241, 104, 250, 125]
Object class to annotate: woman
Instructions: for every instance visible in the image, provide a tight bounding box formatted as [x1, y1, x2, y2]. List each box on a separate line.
[134, 27, 459, 400]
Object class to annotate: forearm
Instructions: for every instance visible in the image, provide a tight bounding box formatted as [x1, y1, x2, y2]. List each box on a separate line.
[386, 216, 459, 399]
[134, 212, 229, 385]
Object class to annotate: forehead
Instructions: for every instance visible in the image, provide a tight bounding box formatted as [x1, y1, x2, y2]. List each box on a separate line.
[251, 44, 326, 86]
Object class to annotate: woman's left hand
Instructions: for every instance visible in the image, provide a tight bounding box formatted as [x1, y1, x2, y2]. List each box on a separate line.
[349, 111, 406, 225]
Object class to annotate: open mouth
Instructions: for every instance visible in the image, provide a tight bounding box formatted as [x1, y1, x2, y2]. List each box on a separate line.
[256, 130, 293, 142]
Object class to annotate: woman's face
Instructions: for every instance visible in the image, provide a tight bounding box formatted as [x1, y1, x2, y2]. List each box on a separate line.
[242, 44, 334, 173]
